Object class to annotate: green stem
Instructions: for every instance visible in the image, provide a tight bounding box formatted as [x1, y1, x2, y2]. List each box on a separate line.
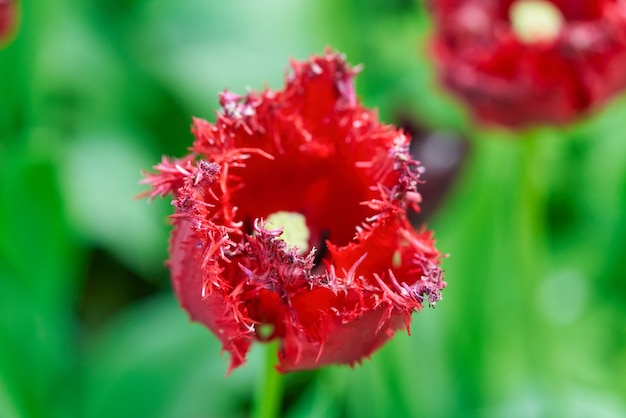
[253, 342, 284, 418]
[518, 128, 553, 388]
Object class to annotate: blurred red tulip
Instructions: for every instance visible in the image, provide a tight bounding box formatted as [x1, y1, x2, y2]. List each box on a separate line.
[0, 0, 17, 46]
[430, 0, 626, 127]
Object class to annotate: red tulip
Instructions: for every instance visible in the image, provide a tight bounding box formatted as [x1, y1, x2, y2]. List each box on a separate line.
[0, 0, 17, 46]
[143, 50, 446, 373]
[430, 0, 626, 127]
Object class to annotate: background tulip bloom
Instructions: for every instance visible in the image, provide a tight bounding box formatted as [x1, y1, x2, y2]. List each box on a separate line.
[429, 0, 626, 127]
[0, 0, 17, 47]
[143, 50, 446, 373]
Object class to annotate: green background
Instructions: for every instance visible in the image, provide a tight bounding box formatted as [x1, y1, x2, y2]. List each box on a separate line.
[1, 1, 625, 417]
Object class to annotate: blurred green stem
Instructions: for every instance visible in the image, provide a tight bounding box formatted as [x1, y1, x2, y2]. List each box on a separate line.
[519, 131, 546, 262]
[253, 342, 284, 418]
[518, 129, 552, 381]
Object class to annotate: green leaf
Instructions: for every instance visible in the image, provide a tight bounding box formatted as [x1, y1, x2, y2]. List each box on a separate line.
[83, 294, 261, 418]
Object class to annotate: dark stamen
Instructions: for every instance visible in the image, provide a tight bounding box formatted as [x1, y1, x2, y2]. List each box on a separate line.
[243, 216, 254, 235]
[313, 229, 329, 267]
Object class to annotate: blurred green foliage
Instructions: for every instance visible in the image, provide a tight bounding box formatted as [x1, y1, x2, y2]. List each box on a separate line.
[1, 0, 625, 417]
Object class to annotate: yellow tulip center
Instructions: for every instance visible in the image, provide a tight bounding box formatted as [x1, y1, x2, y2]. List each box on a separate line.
[265, 211, 310, 254]
[510, 0, 564, 44]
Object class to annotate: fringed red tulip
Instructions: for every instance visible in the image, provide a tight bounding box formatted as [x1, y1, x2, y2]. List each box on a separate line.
[142, 50, 446, 373]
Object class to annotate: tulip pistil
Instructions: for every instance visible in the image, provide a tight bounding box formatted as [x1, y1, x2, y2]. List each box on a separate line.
[265, 211, 310, 255]
[510, 0, 564, 44]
